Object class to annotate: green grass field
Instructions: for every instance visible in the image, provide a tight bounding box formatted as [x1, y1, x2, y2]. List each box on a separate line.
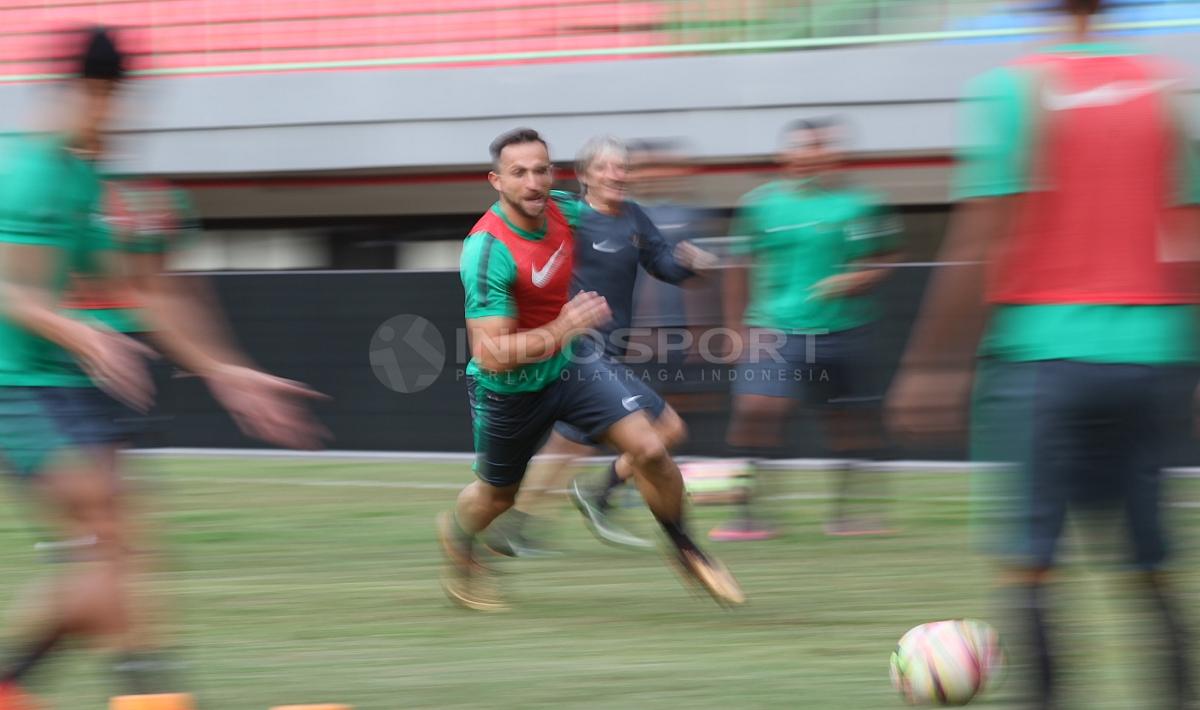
[0, 456, 1196, 709]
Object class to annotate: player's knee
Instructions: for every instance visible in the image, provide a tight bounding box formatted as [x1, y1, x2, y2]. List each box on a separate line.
[627, 436, 669, 474]
[484, 485, 518, 512]
[656, 414, 687, 451]
[47, 480, 126, 552]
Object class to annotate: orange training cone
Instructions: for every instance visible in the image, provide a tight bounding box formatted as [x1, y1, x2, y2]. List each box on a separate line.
[110, 694, 195, 710]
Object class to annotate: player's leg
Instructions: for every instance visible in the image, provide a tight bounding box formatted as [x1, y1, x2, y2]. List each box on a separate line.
[57, 385, 183, 696]
[558, 358, 743, 605]
[802, 326, 891, 535]
[712, 329, 800, 540]
[480, 428, 593, 558]
[589, 397, 687, 508]
[571, 377, 679, 550]
[1005, 361, 1087, 709]
[439, 378, 554, 610]
[817, 327, 893, 535]
[0, 388, 134, 702]
[600, 413, 743, 605]
[970, 357, 1066, 709]
[716, 385, 794, 540]
[1116, 365, 1195, 708]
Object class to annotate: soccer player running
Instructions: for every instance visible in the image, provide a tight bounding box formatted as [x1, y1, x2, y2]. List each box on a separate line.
[0, 29, 326, 707]
[717, 118, 902, 541]
[889, 1, 1197, 706]
[438, 128, 742, 610]
[481, 135, 716, 557]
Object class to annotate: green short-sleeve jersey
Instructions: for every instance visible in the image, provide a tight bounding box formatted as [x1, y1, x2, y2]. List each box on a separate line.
[731, 180, 900, 334]
[66, 182, 202, 334]
[0, 134, 109, 387]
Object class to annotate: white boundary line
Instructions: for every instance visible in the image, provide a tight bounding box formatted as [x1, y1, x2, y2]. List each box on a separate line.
[124, 476, 1200, 509]
[126, 448, 1200, 477]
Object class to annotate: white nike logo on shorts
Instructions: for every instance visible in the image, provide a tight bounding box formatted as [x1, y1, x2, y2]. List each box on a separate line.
[621, 395, 642, 412]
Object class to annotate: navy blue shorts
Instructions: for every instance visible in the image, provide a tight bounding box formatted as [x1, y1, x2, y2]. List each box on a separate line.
[731, 326, 879, 407]
[971, 359, 1197, 571]
[468, 357, 649, 487]
[0, 385, 143, 479]
[39, 386, 146, 446]
[553, 357, 666, 447]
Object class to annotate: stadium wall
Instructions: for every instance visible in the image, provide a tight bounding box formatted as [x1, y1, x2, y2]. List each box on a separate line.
[144, 270, 934, 457]
[2, 34, 1199, 181]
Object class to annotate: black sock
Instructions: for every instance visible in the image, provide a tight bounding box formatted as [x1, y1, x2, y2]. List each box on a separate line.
[654, 514, 701, 556]
[1, 628, 64, 684]
[1144, 574, 1194, 705]
[593, 461, 623, 511]
[1016, 581, 1056, 707]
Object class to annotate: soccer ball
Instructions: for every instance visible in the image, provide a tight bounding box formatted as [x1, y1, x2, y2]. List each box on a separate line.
[889, 619, 1003, 706]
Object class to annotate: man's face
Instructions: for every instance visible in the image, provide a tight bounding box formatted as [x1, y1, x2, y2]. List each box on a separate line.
[779, 127, 841, 179]
[489, 141, 554, 220]
[630, 151, 693, 200]
[77, 78, 120, 153]
[582, 150, 628, 206]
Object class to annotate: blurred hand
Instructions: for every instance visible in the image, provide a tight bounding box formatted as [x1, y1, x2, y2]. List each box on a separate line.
[809, 271, 879, 300]
[558, 291, 612, 334]
[79, 330, 157, 412]
[885, 368, 974, 444]
[674, 242, 718, 272]
[205, 364, 331, 450]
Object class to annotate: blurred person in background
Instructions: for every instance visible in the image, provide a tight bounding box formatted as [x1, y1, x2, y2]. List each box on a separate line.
[716, 117, 902, 541]
[440, 128, 741, 610]
[889, 0, 1198, 706]
[480, 135, 716, 557]
[628, 137, 725, 355]
[0, 28, 326, 707]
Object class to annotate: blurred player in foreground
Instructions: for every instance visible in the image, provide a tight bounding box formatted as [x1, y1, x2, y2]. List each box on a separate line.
[889, 0, 1197, 705]
[718, 118, 902, 541]
[0, 28, 327, 707]
[481, 135, 715, 557]
[438, 128, 742, 610]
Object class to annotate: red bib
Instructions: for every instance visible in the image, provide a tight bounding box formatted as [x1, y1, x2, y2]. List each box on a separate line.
[470, 201, 574, 330]
[990, 52, 1199, 305]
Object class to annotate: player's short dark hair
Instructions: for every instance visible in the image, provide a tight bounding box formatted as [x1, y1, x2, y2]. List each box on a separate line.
[1061, 0, 1102, 14]
[629, 137, 689, 166]
[489, 127, 548, 169]
[780, 117, 840, 147]
[77, 26, 126, 81]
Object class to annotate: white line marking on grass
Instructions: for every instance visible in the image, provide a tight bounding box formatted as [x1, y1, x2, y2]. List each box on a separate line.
[136, 476, 1200, 509]
[134, 475, 463, 491]
[128, 448, 1200, 480]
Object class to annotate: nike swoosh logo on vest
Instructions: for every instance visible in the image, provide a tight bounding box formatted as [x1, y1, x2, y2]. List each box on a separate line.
[532, 242, 566, 288]
[1041, 79, 1177, 111]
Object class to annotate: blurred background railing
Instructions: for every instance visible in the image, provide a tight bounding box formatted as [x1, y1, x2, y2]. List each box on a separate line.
[4, 0, 1200, 81]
